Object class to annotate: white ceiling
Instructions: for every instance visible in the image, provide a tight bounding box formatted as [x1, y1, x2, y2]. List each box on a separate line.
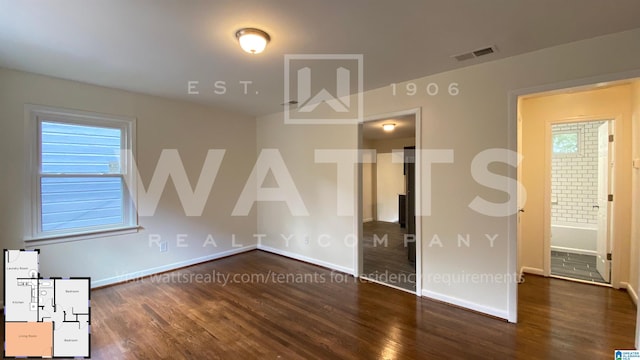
[363, 115, 415, 141]
[1, 1, 639, 117]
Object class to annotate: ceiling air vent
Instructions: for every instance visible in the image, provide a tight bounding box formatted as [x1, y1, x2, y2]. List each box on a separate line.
[452, 45, 498, 62]
[453, 52, 475, 62]
[473, 47, 495, 57]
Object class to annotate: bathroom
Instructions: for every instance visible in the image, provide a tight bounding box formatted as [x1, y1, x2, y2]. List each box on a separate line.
[38, 279, 55, 310]
[550, 120, 610, 283]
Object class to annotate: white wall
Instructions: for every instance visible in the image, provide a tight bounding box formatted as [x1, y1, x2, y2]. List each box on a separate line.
[375, 152, 404, 222]
[0, 68, 257, 303]
[362, 136, 415, 222]
[256, 28, 640, 320]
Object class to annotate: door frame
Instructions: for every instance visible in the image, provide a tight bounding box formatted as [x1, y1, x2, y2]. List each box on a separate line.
[508, 68, 640, 323]
[355, 107, 422, 296]
[543, 116, 617, 285]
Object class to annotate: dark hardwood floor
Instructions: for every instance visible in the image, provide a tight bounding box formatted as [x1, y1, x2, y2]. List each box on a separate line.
[363, 220, 416, 291]
[4, 250, 634, 359]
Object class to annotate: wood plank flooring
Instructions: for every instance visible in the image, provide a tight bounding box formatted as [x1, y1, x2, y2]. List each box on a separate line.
[3, 250, 634, 359]
[362, 221, 416, 291]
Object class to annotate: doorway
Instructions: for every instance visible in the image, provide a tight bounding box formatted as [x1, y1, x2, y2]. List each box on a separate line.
[549, 119, 613, 285]
[513, 73, 640, 338]
[357, 110, 420, 294]
[516, 81, 635, 290]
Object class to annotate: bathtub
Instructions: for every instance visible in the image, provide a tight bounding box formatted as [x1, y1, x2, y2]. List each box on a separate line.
[550, 222, 598, 256]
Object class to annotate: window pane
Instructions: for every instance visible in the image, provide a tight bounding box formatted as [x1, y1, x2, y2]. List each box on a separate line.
[552, 132, 578, 154]
[41, 122, 122, 174]
[41, 177, 124, 232]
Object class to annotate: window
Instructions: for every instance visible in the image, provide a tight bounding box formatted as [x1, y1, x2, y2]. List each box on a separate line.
[552, 131, 579, 155]
[25, 105, 137, 242]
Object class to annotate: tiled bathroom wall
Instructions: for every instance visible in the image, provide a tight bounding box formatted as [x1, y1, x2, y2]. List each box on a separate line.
[551, 121, 605, 225]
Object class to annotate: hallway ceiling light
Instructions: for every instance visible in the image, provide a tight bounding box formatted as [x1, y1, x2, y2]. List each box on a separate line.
[235, 28, 270, 54]
[382, 123, 396, 131]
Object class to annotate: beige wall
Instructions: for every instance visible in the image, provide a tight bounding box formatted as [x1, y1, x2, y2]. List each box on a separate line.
[0, 68, 257, 302]
[632, 81, 640, 303]
[369, 136, 415, 154]
[256, 118, 357, 272]
[362, 139, 376, 221]
[362, 162, 374, 221]
[519, 85, 633, 289]
[631, 80, 640, 348]
[257, 28, 640, 320]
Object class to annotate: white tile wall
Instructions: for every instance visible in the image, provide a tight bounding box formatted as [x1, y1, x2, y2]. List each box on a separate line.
[551, 121, 605, 225]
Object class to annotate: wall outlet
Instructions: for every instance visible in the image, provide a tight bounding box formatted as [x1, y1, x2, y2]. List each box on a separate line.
[159, 241, 168, 252]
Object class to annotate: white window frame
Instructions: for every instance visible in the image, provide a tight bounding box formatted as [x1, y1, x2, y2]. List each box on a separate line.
[552, 129, 582, 156]
[24, 104, 138, 244]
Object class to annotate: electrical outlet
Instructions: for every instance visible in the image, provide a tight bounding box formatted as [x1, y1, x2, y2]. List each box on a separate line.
[159, 241, 168, 252]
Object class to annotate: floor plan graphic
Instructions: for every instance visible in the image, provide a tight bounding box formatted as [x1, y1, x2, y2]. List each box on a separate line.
[3, 249, 91, 358]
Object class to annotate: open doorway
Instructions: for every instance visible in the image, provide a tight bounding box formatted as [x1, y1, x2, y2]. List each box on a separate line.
[358, 113, 417, 292]
[514, 75, 639, 346]
[517, 82, 633, 287]
[549, 119, 613, 285]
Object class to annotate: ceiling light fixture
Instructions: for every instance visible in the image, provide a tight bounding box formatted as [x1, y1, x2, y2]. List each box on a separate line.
[382, 123, 396, 131]
[235, 28, 270, 54]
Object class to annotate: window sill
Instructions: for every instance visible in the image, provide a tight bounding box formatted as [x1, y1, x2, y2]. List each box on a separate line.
[24, 226, 141, 247]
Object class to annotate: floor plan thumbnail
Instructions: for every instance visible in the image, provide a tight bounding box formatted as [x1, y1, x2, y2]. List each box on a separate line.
[4, 249, 91, 358]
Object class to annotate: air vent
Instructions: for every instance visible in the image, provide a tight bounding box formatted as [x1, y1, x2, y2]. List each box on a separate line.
[453, 53, 475, 62]
[452, 45, 498, 62]
[473, 47, 495, 57]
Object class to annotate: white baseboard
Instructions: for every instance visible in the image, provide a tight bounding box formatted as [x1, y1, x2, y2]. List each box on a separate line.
[520, 266, 545, 276]
[550, 245, 597, 256]
[363, 218, 374, 223]
[91, 245, 257, 288]
[422, 289, 509, 320]
[257, 244, 355, 275]
[621, 282, 638, 306]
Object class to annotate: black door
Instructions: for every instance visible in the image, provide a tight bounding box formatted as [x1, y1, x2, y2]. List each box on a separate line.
[404, 146, 416, 262]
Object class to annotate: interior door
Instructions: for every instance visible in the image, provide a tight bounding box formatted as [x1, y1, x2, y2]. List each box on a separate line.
[596, 122, 610, 283]
[517, 115, 524, 278]
[404, 146, 416, 262]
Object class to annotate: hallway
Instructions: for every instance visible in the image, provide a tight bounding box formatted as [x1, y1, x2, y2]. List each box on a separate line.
[362, 221, 416, 291]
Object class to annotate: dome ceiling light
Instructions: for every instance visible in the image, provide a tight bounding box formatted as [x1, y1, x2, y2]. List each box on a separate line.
[382, 123, 396, 131]
[235, 28, 270, 54]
